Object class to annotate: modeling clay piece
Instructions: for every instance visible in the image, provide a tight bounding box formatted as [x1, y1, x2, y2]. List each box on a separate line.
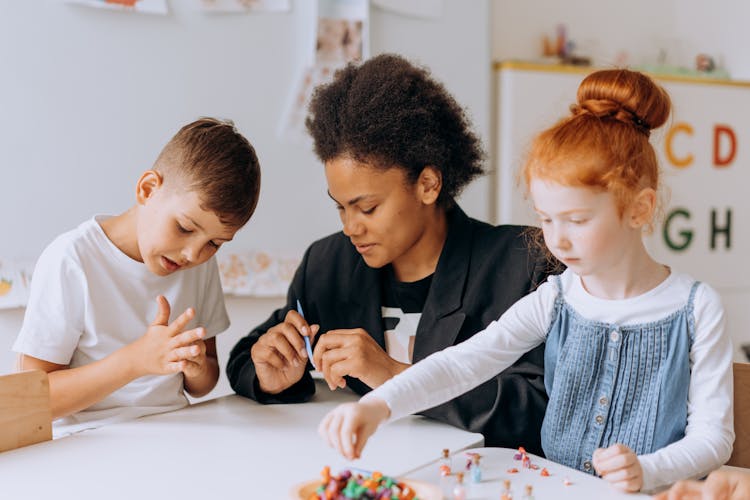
[439, 448, 452, 476]
[521, 484, 534, 500]
[310, 468, 422, 500]
[500, 478, 513, 500]
[540, 468, 550, 477]
[470, 454, 482, 483]
[453, 472, 466, 500]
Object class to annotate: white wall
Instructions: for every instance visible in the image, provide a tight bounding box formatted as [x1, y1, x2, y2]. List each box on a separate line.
[492, 0, 750, 80]
[0, 0, 491, 264]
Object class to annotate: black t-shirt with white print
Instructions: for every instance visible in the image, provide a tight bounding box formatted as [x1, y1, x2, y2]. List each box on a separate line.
[380, 266, 433, 364]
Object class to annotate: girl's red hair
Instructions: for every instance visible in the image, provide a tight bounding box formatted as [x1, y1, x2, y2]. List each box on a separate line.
[522, 69, 671, 216]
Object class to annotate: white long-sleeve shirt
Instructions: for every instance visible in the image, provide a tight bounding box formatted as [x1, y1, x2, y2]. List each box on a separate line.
[362, 269, 734, 492]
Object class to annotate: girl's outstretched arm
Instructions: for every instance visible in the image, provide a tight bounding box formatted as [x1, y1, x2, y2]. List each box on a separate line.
[318, 398, 391, 460]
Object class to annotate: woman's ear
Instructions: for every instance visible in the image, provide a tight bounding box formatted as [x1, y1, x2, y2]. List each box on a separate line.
[135, 170, 163, 205]
[629, 188, 657, 228]
[417, 166, 442, 205]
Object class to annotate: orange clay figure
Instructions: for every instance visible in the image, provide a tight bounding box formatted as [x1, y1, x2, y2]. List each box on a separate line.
[398, 483, 417, 500]
[540, 468, 550, 477]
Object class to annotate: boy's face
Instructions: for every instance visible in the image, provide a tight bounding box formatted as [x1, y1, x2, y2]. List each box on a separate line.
[136, 172, 237, 276]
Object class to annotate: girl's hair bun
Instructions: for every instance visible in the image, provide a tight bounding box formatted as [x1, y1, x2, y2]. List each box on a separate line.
[572, 69, 671, 136]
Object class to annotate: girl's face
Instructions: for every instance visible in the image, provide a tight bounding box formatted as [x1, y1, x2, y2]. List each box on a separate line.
[135, 172, 237, 276]
[324, 156, 438, 273]
[530, 179, 641, 278]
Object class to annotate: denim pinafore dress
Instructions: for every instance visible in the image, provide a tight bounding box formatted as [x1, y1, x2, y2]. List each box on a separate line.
[541, 275, 699, 474]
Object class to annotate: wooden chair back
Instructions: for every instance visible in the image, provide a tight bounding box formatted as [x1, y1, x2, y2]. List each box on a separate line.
[0, 370, 52, 452]
[728, 362, 750, 468]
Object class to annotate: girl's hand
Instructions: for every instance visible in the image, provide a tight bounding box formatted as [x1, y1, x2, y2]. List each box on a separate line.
[318, 398, 391, 460]
[593, 443, 643, 492]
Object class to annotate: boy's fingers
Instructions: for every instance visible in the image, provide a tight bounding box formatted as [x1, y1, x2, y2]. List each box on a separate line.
[151, 295, 171, 326]
[168, 344, 202, 362]
[168, 307, 195, 336]
[165, 361, 182, 373]
[170, 328, 206, 349]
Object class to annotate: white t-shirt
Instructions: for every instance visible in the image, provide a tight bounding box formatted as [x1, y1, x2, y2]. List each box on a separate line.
[364, 269, 734, 492]
[13, 216, 230, 436]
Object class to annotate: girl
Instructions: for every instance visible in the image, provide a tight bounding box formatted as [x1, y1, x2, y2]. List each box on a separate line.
[318, 69, 734, 493]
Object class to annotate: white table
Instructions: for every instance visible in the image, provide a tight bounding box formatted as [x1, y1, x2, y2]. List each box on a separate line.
[0, 379, 483, 499]
[408, 447, 652, 500]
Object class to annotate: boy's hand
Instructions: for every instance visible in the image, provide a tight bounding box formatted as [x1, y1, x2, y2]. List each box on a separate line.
[318, 398, 391, 460]
[251, 310, 320, 394]
[130, 295, 206, 377]
[175, 336, 208, 378]
[593, 443, 643, 492]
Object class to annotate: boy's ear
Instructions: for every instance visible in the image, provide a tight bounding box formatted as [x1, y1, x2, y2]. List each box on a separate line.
[629, 188, 657, 228]
[417, 166, 442, 205]
[136, 170, 163, 205]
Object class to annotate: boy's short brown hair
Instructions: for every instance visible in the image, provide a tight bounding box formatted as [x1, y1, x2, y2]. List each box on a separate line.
[155, 117, 261, 228]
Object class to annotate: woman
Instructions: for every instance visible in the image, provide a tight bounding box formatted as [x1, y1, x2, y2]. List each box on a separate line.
[227, 54, 557, 453]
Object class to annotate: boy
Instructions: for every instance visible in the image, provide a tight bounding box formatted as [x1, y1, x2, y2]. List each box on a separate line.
[13, 118, 260, 435]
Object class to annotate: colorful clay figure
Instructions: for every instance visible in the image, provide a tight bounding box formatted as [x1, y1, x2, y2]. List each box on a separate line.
[439, 448, 452, 473]
[452, 472, 466, 500]
[521, 484, 534, 500]
[311, 467, 421, 500]
[500, 479, 513, 500]
[470, 454, 482, 483]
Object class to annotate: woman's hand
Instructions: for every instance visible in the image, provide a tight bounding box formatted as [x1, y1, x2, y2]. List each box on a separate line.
[251, 309, 320, 394]
[313, 328, 409, 390]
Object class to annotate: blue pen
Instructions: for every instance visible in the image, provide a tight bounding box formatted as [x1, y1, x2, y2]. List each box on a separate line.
[296, 299, 317, 370]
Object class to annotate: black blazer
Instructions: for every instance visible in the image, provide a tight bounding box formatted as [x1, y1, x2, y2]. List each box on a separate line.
[227, 206, 556, 454]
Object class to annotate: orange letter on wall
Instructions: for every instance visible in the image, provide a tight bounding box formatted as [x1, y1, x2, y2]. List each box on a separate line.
[713, 125, 736, 167]
[665, 122, 694, 168]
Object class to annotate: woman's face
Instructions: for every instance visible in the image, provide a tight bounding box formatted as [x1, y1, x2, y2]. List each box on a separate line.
[324, 156, 437, 272]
